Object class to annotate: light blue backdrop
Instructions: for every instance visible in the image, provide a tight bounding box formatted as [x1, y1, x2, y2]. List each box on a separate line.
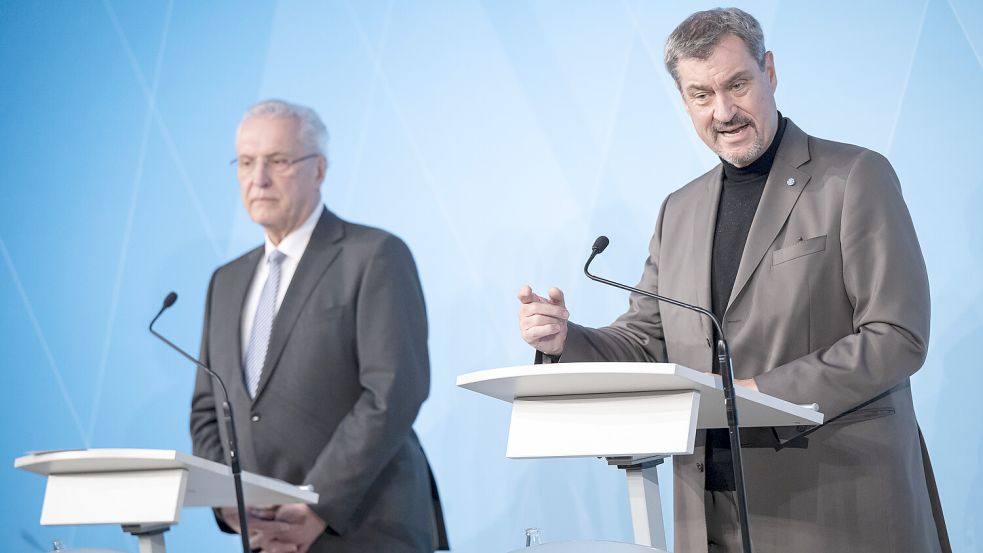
[2, 1, 980, 551]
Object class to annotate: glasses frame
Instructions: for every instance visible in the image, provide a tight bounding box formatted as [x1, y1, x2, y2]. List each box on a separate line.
[230, 152, 321, 174]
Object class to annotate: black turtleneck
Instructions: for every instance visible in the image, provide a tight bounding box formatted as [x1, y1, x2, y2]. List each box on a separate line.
[705, 113, 787, 492]
[711, 114, 788, 322]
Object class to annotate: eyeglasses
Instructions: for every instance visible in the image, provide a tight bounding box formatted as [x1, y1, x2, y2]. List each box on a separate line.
[230, 153, 320, 175]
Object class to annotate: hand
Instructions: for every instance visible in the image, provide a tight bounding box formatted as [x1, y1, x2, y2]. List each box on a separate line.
[735, 378, 758, 392]
[264, 503, 328, 553]
[219, 506, 291, 550]
[710, 374, 759, 393]
[518, 285, 570, 355]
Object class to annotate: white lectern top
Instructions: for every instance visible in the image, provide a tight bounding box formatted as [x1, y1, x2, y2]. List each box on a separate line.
[15, 448, 318, 526]
[458, 362, 825, 552]
[458, 362, 823, 429]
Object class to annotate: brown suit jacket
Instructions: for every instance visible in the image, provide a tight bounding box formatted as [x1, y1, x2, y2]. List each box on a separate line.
[190, 208, 448, 552]
[561, 120, 949, 553]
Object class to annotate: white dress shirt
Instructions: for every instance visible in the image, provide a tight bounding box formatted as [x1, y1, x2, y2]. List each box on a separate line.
[240, 203, 324, 360]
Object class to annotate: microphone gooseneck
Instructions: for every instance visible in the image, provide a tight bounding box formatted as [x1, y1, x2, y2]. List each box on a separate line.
[149, 292, 252, 553]
[584, 236, 754, 553]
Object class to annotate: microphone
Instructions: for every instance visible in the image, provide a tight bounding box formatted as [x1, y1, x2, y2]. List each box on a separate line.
[592, 235, 609, 254]
[584, 236, 754, 553]
[149, 292, 252, 553]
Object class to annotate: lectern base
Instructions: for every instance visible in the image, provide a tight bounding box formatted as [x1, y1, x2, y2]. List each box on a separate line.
[122, 523, 169, 553]
[608, 455, 667, 549]
[507, 540, 666, 553]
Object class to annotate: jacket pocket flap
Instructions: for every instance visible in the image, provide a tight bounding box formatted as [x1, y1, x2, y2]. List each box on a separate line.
[828, 406, 896, 425]
[773, 235, 827, 265]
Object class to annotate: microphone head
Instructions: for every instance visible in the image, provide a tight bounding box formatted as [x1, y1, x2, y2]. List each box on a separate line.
[163, 292, 178, 308]
[592, 235, 610, 254]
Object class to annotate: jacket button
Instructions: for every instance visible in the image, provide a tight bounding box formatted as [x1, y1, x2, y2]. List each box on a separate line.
[696, 462, 704, 472]
[251, 414, 261, 422]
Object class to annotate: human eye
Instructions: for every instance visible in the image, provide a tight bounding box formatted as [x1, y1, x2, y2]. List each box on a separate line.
[271, 156, 290, 167]
[732, 80, 748, 93]
[238, 157, 254, 168]
[691, 91, 711, 104]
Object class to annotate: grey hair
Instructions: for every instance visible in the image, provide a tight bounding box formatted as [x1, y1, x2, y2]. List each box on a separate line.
[238, 98, 329, 155]
[664, 8, 766, 87]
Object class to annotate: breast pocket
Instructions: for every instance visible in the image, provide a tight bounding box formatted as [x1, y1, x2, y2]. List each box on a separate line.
[299, 304, 347, 331]
[773, 234, 827, 266]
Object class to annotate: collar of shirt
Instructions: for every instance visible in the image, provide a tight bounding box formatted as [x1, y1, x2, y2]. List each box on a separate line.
[264, 203, 324, 261]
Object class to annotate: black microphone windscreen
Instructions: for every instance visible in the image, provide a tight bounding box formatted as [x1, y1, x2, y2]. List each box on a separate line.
[592, 235, 610, 254]
[163, 292, 178, 308]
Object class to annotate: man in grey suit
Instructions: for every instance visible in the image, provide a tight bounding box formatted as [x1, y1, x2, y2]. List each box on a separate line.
[518, 8, 949, 553]
[191, 99, 447, 553]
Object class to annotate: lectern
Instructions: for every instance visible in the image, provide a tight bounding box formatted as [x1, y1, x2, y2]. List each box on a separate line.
[457, 362, 823, 552]
[14, 448, 319, 553]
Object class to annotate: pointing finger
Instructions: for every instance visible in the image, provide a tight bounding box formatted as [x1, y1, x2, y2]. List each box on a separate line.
[547, 287, 565, 306]
[517, 284, 544, 304]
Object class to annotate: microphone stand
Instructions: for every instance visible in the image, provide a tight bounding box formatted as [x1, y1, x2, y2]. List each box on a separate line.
[149, 293, 252, 553]
[584, 237, 753, 553]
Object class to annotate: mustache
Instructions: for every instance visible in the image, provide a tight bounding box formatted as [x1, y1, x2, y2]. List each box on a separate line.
[713, 116, 754, 132]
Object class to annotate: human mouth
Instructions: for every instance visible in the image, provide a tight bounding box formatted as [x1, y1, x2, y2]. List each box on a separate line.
[715, 123, 752, 142]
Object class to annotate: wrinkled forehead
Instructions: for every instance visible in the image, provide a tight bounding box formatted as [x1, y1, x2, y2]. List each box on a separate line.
[676, 36, 763, 88]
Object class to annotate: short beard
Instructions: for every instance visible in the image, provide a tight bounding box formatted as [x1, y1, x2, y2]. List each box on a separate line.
[718, 137, 764, 167]
[713, 115, 764, 167]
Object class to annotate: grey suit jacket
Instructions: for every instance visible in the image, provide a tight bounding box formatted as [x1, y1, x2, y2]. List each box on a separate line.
[191, 208, 447, 552]
[561, 120, 950, 553]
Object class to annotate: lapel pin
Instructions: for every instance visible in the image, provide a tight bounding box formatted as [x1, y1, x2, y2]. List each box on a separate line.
[786, 177, 796, 186]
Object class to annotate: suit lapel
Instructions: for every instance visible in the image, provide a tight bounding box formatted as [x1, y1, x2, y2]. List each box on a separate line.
[253, 209, 345, 402]
[726, 120, 811, 312]
[217, 247, 263, 394]
[692, 165, 722, 338]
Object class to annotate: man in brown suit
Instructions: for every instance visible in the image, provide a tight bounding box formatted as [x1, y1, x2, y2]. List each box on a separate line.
[518, 8, 949, 553]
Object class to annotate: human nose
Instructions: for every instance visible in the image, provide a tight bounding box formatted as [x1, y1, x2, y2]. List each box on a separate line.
[712, 92, 737, 124]
[244, 158, 273, 188]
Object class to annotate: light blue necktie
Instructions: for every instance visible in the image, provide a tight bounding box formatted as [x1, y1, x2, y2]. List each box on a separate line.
[244, 249, 286, 398]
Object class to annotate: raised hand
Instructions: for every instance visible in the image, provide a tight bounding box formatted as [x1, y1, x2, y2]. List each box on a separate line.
[517, 285, 570, 356]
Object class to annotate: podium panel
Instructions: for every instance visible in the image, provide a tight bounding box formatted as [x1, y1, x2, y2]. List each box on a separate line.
[507, 390, 700, 458]
[42, 469, 187, 526]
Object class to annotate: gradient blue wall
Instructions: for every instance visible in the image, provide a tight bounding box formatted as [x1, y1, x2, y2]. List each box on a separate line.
[2, 1, 980, 551]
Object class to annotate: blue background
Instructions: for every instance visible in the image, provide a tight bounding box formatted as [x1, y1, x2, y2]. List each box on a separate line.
[1, 1, 981, 551]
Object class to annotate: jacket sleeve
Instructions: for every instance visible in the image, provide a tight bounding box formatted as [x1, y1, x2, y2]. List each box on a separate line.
[561, 196, 670, 364]
[189, 271, 237, 534]
[190, 271, 225, 464]
[302, 234, 430, 533]
[754, 150, 930, 418]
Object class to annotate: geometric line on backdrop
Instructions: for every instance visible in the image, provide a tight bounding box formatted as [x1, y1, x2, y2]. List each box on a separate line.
[0, 235, 88, 445]
[87, 0, 176, 444]
[620, 0, 713, 163]
[577, 1, 641, 230]
[887, 0, 933, 155]
[946, 0, 983, 70]
[341, 0, 510, 344]
[478, 2, 596, 214]
[101, 0, 223, 260]
[342, 0, 396, 215]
